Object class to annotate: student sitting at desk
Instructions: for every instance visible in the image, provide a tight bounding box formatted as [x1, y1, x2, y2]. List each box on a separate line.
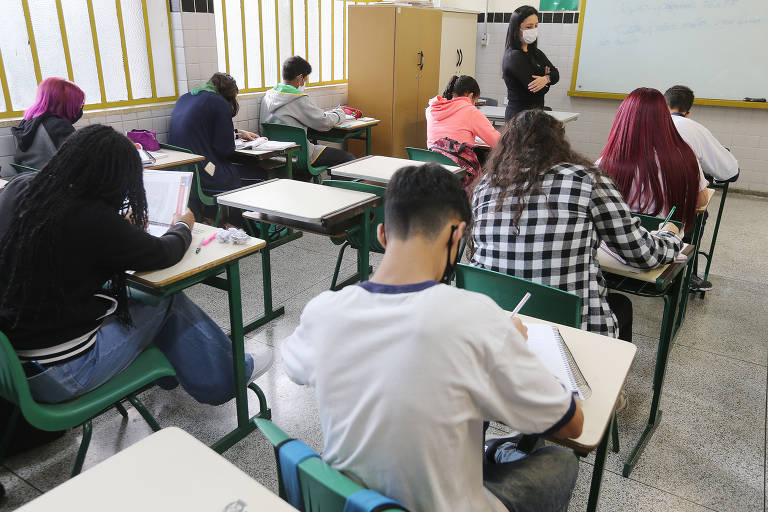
[470, 110, 683, 342]
[597, 88, 709, 235]
[0, 125, 271, 405]
[260, 56, 354, 169]
[426, 75, 501, 187]
[169, 72, 263, 195]
[282, 163, 583, 512]
[6, 77, 84, 176]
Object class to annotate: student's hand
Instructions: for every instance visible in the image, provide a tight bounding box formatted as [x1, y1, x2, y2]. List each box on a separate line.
[173, 208, 195, 230]
[239, 130, 259, 141]
[528, 75, 550, 93]
[511, 316, 528, 340]
[654, 223, 680, 236]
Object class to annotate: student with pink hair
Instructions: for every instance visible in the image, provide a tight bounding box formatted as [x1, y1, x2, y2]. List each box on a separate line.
[9, 77, 85, 173]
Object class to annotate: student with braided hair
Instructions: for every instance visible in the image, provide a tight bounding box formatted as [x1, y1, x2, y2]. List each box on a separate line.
[0, 125, 272, 405]
[426, 75, 500, 187]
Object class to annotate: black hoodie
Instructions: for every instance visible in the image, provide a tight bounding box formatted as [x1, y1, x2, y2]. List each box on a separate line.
[10, 113, 75, 171]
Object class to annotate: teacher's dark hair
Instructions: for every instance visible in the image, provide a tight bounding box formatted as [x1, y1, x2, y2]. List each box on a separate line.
[506, 5, 540, 51]
[664, 85, 695, 114]
[0, 124, 147, 329]
[443, 75, 480, 100]
[210, 72, 240, 117]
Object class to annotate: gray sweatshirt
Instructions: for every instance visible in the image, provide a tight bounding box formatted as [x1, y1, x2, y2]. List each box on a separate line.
[260, 84, 346, 163]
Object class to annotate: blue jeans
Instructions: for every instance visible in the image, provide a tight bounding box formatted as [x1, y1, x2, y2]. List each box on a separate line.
[26, 293, 254, 406]
[484, 446, 579, 512]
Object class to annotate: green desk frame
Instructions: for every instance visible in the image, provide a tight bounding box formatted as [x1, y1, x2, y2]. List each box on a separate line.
[127, 250, 280, 454]
[603, 244, 694, 477]
[308, 125, 375, 156]
[695, 181, 729, 298]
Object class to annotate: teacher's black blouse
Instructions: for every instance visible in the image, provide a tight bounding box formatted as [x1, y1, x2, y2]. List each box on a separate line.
[502, 47, 560, 119]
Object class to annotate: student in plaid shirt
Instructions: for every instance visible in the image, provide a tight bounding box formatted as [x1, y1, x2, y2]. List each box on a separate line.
[470, 110, 683, 340]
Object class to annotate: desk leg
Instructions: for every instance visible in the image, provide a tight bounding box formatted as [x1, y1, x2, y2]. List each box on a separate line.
[702, 184, 728, 282]
[285, 149, 295, 180]
[359, 207, 372, 281]
[227, 262, 248, 428]
[623, 272, 684, 477]
[242, 229, 288, 334]
[586, 417, 613, 512]
[365, 126, 372, 155]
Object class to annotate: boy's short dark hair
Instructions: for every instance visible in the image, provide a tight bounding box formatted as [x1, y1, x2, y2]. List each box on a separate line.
[664, 85, 695, 113]
[385, 163, 471, 240]
[282, 56, 312, 81]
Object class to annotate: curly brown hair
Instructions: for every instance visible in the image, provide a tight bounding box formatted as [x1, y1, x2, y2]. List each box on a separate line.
[210, 72, 239, 116]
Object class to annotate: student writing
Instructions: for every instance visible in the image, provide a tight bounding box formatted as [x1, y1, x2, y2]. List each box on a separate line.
[282, 163, 582, 512]
[471, 110, 683, 341]
[0, 125, 271, 405]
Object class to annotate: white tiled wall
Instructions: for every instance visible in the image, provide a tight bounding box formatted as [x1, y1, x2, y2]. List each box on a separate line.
[475, 19, 768, 193]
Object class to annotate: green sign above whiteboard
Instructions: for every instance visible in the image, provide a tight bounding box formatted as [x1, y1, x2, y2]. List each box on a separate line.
[539, 0, 578, 10]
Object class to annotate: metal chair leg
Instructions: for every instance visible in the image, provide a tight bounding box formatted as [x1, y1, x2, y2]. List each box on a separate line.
[71, 421, 93, 477]
[126, 395, 161, 432]
[611, 411, 620, 453]
[331, 242, 351, 290]
[248, 382, 272, 420]
[114, 402, 128, 419]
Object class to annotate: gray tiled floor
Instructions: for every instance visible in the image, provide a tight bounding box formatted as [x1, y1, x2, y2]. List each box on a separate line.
[2, 191, 766, 511]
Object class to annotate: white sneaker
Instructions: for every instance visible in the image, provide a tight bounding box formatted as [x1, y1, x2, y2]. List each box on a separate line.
[247, 346, 273, 383]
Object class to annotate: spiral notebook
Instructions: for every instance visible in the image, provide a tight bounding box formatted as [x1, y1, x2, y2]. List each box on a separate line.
[524, 322, 591, 400]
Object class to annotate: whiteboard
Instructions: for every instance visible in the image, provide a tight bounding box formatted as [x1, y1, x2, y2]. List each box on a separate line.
[571, 0, 768, 103]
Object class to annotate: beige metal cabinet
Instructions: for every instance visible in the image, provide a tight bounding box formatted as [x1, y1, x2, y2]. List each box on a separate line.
[438, 11, 479, 93]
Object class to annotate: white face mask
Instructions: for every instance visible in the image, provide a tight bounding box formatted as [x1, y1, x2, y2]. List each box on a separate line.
[522, 27, 538, 44]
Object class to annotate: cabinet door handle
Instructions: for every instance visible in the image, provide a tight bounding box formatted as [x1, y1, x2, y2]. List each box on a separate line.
[417, 51, 424, 70]
[457, 49, 461, 67]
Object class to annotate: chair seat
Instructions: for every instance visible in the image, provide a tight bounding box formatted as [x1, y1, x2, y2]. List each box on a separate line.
[26, 346, 175, 431]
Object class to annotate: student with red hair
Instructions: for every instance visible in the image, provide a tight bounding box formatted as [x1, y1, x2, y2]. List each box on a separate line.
[597, 87, 709, 232]
[10, 77, 85, 173]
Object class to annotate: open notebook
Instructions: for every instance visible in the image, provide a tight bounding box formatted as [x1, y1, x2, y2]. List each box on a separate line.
[143, 170, 192, 237]
[236, 138, 296, 151]
[524, 322, 591, 400]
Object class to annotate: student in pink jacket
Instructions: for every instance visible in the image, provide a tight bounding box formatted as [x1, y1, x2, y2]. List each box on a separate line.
[426, 75, 501, 187]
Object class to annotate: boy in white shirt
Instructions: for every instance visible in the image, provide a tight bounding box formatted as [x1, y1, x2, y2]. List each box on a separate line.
[664, 85, 739, 182]
[665, 85, 738, 291]
[281, 163, 583, 512]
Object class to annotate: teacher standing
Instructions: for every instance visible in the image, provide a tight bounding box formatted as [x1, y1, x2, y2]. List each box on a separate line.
[502, 5, 559, 121]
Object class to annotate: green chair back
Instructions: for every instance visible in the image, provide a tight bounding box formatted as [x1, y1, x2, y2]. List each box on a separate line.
[404, 147, 457, 166]
[262, 123, 328, 182]
[323, 180, 386, 253]
[254, 418, 405, 512]
[9, 163, 39, 174]
[454, 264, 582, 328]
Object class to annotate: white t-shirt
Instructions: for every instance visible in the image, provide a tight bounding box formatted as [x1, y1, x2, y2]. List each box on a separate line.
[671, 114, 739, 182]
[281, 280, 575, 512]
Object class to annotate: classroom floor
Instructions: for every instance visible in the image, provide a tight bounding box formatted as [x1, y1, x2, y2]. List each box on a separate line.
[1, 190, 766, 512]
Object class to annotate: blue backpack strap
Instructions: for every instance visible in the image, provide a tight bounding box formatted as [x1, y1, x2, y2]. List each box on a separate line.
[343, 489, 409, 512]
[277, 439, 321, 510]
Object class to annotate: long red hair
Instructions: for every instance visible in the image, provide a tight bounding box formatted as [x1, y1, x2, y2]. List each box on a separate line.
[598, 87, 700, 229]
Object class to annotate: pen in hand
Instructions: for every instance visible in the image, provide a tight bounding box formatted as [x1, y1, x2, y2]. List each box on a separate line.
[510, 292, 532, 317]
[658, 206, 676, 232]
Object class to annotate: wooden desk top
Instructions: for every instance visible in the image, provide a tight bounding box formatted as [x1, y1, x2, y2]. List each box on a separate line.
[330, 155, 464, 184]
[145, 149, 205, 169]
[128, 224, 265, 288]
[234, 142, 300, 160]
[697, 187, 716, 213]
[218, 179, 379, 229]
[478, 106, 580, 124]
[333, 117, 380, 130]
[600, 244, 694, 285]
[518, 314, 637, 453]
[17, 427, 296, 512]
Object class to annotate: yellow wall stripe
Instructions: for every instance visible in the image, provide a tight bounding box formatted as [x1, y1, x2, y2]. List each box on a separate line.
[21, 0, 42, 84]
[115, 0, 133, 100]
[165, 0, 179, 97]
[222, 0, 230, 74]
[274, 0, 281, 82]
[0, 50, 14, 114]
[258, 0, 265, 88]
[87, 0, 107, 104]
[241, 0, 248, 88]
[55, 0, 74, 82]
[141, 0, 157, 98]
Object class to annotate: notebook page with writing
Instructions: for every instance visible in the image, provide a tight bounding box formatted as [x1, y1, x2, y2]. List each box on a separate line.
[524, 322, 591, 400]
[143, 170, 193, 237]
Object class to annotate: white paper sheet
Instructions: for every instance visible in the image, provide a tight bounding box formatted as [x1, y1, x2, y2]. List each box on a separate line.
[143, 170, 193, 237]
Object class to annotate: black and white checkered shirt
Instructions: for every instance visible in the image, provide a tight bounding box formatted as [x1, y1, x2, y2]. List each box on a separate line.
[470, 163, 682, 338]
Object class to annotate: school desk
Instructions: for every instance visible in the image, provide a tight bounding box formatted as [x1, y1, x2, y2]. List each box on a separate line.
[126, 224, 271, 454]
[144, 149, 205, 170]
[217, 179, 381, 316]
[601, 243, 695, 477]
[233, 143, 301, 179]
[307, 117, 380, 156]
[17, 427, 295, 512]
[516, 314, 637, 512]
[329, 155, 464, 184]
[478, 105, 580, 125]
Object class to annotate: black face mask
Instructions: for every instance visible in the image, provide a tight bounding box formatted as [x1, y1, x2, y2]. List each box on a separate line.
[440, 225, 460, 284]
[73, 107, 83, 123]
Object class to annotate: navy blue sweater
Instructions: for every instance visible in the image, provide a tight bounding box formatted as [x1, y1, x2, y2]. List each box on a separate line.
[169, 91, 239, 192]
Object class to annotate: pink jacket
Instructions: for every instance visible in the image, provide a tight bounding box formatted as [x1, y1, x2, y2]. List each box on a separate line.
[426, 96, 501, 148]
